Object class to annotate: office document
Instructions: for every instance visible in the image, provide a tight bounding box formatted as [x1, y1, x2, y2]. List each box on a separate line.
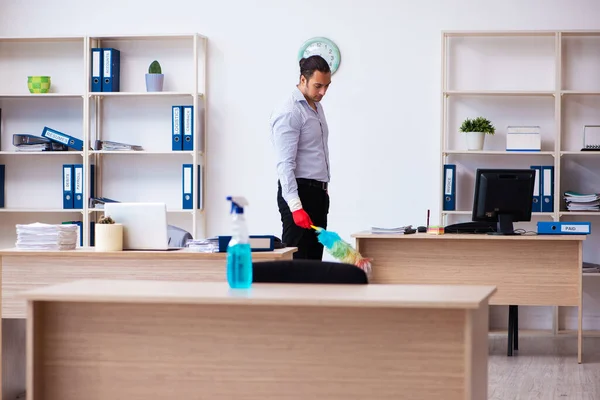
[443, 164, 456, 211]
[0, 164, 4, 208]
[183, 105, 194, 151]
[182, 164, 193, 209]
[90, 48, 102, 92]
[42, 127, 83, 151]
[102, 48, 121, 92]
[63, 164, 73, 209]
[172, 105, 183, 150]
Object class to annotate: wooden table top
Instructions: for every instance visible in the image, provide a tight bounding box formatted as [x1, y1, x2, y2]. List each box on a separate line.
[0, 246, 297, 259]
[351, 232, 587, 241]
[22, 279, 496, 309]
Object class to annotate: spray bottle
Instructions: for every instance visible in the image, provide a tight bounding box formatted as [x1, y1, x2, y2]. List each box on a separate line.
[225, 196, 252, 289]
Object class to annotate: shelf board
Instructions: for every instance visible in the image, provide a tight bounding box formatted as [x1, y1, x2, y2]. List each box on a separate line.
[89, 208, 194, 213]
[561, 90, 600, 96]
[559, 211, 600, 217]
[0, 208, 82, 213]
[444, 90, 555, 97]
[0, 151, 84, 156]
[89, 33, 204, 41]
[89, 91, 202, 97]
[443, 210, 554, 217]
[442, 30, 557, 38]
[0, 93, 83, 99]
[89, 151, 195, 155]
[0, 36, 85, 43]
[444, 150, 554, 156]
[560, 151, 600, 156]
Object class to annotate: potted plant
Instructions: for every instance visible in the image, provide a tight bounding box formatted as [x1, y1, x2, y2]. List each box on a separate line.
[95, 215, 123, 251]
[460, 117, 495, 151]
[145, 60, 164, 92]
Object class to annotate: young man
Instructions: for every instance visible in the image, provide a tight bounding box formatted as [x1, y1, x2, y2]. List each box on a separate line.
[270, 55, 332, 260]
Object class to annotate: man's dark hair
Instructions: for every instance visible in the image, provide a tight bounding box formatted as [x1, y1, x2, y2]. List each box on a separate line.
[299, 55, 331, 81]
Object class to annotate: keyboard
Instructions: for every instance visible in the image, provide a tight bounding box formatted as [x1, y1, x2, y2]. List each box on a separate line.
[444, 221, 497, 234]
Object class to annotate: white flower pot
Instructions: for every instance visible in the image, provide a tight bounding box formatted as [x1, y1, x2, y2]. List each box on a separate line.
[145, 73, 164, 92]
[95, 223, 123, 251]
[465, 132, 486, 151]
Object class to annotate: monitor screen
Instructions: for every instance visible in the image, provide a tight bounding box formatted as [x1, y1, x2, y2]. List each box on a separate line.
[472, 169, 536, 235]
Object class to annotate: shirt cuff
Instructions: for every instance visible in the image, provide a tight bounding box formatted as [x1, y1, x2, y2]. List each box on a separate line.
[287, 197, 303, 212]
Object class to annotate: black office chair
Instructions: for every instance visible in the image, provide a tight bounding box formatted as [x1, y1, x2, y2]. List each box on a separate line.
[253, 259, 368, 284]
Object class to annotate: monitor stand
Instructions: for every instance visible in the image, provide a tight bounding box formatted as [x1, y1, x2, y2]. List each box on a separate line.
[487, 214, 521, 236]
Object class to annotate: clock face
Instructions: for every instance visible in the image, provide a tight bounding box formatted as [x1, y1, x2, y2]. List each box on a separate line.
[298, 37, 341, 74]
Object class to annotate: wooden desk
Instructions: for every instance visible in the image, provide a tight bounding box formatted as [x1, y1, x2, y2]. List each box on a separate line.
[24, 280, 496, 400]
[352, 232, 585, 362]
[0, 246, 295, 400]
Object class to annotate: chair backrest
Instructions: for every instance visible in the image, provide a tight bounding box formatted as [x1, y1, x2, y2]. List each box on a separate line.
[167, 225, 193, 248]
[252, 259, 368, 284]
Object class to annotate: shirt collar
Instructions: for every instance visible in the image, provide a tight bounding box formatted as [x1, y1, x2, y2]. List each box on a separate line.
[292, 86, 307, 103]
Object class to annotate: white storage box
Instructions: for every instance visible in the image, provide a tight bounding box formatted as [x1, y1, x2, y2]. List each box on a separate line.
[506, 126, 541, 151]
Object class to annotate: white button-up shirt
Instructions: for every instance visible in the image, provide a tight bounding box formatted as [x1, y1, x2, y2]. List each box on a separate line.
[270, 87, 330, 204]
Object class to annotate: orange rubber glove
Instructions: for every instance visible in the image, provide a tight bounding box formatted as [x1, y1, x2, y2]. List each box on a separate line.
[292, 209, 313, 229]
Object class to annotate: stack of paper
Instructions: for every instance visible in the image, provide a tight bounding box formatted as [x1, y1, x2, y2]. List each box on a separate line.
[15, 222, 78, 250]
[370, 226, 412, 234]
[563, 191, 600, 211]
[94, 140, 143, 151]
[186, 238, 219, 253]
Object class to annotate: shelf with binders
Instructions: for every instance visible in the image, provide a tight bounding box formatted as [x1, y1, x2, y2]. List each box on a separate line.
[0, 156, 87, 212]
[88, 94, 205, 154]
[441, 155, 557, 223]
[87, 33, 206, 96]
[0, 95, 85, 155]
[87, 157, 203, 212]
[0, 36, 86, 96]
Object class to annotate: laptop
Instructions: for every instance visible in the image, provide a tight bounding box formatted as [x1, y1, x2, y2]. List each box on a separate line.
[103, 202, 178, 251]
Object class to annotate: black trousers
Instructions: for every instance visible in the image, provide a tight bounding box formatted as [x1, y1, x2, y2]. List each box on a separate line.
[277, 180, 329, 260]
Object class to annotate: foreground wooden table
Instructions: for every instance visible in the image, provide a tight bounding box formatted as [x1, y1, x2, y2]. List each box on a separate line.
[0, 246, 296, 400]
[24, 280, 496, 400]
[352, 232, 585, 362]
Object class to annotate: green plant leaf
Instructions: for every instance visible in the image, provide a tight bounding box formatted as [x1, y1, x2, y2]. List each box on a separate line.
[460, 116, 495, 134]
[148, 60, 162, 74]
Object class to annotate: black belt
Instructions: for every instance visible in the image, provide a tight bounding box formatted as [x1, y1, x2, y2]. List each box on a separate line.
[297, 178, 328, 191]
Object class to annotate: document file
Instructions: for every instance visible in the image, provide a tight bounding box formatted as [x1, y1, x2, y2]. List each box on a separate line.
[90, 48, 102, 92]
[73, 164, 83, 209]
[63, 164, 74, 209]
[537, 221, 590, 235]
[102, 48, 120, 92]
[0, 164, 4, 208]
[541, 165, 554, 212]
[42, 127, 83, 151]
[172, 106, 183, 151]
[443, 164, 456, 211]
[182, 164, 193, 209]
[182, 105, 194, 151]
[530, 165, 541, 212]
[197, 164, 203, 210]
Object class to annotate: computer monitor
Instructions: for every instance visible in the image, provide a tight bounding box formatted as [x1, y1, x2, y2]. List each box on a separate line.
[472, 168, 536, 235]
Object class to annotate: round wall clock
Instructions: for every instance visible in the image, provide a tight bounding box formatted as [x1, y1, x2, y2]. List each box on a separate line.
[298, 37, 341, 74]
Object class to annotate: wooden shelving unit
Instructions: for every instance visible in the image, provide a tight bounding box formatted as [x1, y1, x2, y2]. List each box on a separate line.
[0, 33, 207, 248]
[440, 30, 600, 334]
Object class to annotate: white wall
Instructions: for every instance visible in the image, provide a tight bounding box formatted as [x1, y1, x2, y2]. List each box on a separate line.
[3, 0, 600, 329]
[3, 0, 599, 245]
